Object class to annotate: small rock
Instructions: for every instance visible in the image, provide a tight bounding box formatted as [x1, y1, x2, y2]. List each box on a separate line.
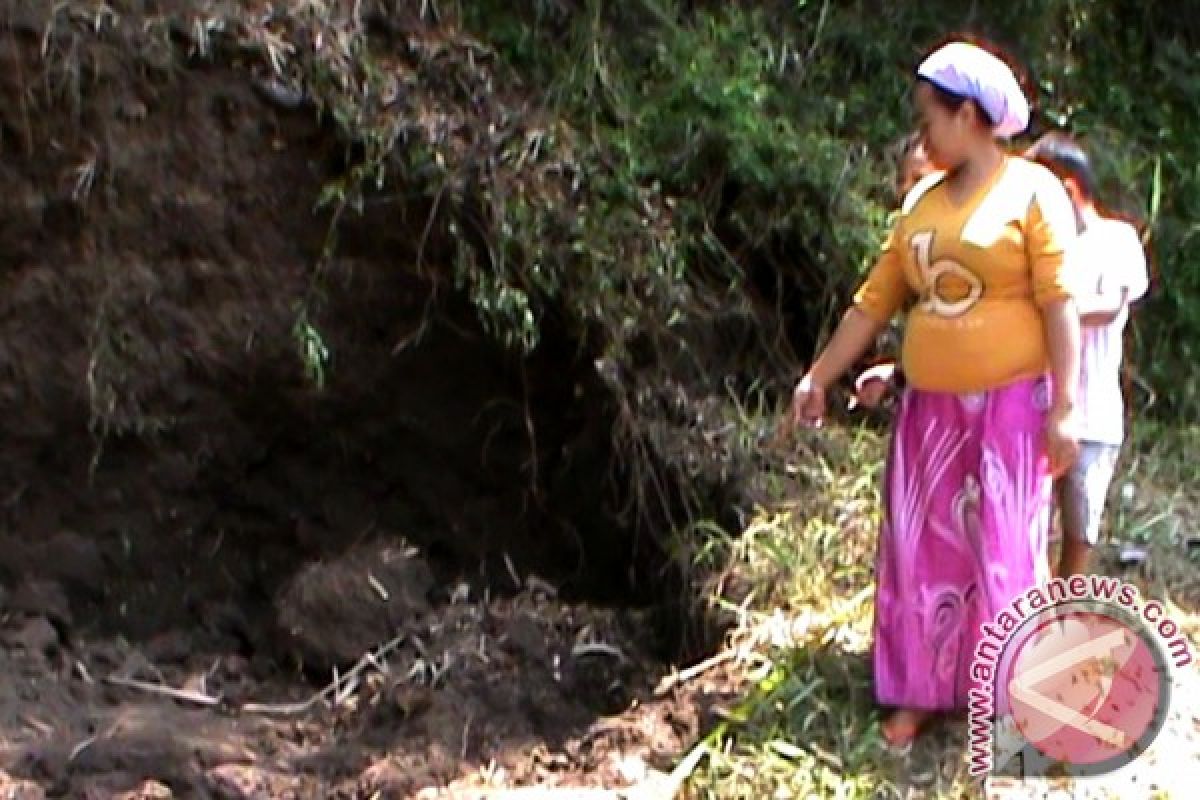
[275, 541, 432, 672]
[252, 78, 306, 110]
[206, 765, 298, 800]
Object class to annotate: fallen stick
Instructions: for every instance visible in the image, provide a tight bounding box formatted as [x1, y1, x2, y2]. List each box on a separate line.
[653, 649, 735, 695]
[104, 675, 222, 707]
[241, 633, 405, 716]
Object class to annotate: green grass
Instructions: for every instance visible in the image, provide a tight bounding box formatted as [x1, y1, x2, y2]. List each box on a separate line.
[685, 419, 1200, 799]
[1105, 420, 1200, 621]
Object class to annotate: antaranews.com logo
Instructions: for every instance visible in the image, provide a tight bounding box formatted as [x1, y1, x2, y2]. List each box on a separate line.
[967, 574, 1193, 778]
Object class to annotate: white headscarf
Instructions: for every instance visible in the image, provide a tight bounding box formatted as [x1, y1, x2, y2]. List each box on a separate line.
[916, 42, 1030, 139]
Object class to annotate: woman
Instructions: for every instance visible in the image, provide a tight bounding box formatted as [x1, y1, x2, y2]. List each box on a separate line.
[784, 40, 1082, 747]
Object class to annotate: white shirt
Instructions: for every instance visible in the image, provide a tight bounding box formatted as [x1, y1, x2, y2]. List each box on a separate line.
[1068, 212, 1149, 445]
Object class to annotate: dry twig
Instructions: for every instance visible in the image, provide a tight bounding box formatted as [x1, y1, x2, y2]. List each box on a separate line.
[242, 634, 405, 715]
[653, 649, 736, 696]
[104, 675, 222, 707]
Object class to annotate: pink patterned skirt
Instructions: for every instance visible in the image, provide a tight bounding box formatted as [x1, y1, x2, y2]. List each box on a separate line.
[872, 375, 1054, 711]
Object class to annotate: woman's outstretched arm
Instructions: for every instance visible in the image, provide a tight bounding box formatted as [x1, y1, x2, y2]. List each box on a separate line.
[787, 307, 886, 430]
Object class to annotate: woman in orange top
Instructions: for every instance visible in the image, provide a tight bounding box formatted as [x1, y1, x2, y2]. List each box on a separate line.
[784, 39, 1082, 747]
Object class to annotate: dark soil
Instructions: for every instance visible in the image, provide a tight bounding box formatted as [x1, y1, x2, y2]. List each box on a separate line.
[0, 541, 741, 798]
[0, 4, 725, 797]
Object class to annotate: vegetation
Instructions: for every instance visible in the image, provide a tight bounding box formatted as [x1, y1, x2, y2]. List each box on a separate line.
[16, 0, 1200, 795]
[34, 0, 1200, 526]
[454, 0, 1200, 554]
[685, 419, 1200, 798]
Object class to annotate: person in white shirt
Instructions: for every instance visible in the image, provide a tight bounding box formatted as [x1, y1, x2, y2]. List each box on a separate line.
[1024, 133, 1150, 577]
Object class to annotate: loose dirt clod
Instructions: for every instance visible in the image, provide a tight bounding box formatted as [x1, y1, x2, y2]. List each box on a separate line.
[274, 540, 432, 673]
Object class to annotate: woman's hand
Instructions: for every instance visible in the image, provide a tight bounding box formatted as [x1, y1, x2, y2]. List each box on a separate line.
[776, 306, 887, 441]
[789, 373, 828, 430]
[1044, 405, 1080, 478]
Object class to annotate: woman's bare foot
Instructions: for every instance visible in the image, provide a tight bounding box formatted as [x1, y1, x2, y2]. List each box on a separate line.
[881, 708, 932, 748]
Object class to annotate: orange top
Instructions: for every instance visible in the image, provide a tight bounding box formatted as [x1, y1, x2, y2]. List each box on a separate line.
[854, 157, 1078, 393]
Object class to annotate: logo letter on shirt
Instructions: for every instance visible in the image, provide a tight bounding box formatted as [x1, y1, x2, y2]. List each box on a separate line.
[911, 230, 984, 318]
